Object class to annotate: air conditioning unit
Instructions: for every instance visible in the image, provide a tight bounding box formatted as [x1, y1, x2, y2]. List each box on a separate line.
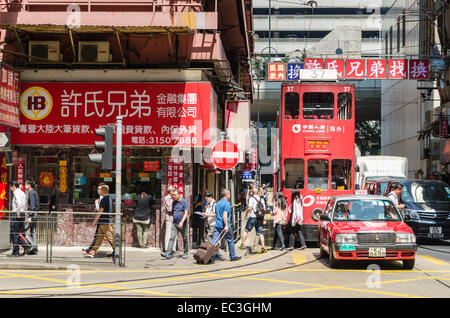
[28, 41, 60, 63]
[78, 41, 111, 63]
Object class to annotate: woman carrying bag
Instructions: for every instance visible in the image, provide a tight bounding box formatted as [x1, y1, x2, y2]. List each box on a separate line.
[271, 193, 288, 250]
[287, 191, 307, 250]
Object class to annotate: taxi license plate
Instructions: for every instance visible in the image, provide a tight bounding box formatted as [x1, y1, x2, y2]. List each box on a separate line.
[369, 247, 386, 258]
[428, 227, 443, 239]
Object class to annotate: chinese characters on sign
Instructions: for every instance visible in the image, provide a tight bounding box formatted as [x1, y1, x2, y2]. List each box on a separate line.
[16, 156, 25, 190]
[0, 153, 8, 220]
[144, 161, 160, 172]
[167, 157, 184, 197]
[0, 63, 20, 128]
[12, 82, 212, 147]
[59, 160, 67, 193]
[267, 63, 286, 81]
[273, 59, 429, 81]
[440, 119, 448, 138]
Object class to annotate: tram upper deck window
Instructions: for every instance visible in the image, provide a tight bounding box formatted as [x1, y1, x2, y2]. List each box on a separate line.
[284, 93, 300, 119]
[307, 159, 329, 190]
[284, 159, 305, 189]
[303, 92, 334, 120]
[337, 93, 352, 120]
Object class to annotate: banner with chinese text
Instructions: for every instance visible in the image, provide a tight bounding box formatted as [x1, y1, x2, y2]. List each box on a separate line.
[0, 63, 20, 128]
[11, 82, 212, 147]
[166, 157, 184, 197]
[0, 153, 8, 220]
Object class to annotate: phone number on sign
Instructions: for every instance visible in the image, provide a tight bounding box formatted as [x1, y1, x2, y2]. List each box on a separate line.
[131, 136, 198, 146]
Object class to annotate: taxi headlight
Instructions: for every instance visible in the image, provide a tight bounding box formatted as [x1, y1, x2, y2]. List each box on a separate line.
[396, 233, 416, 243]
[335, 233, 358, 244]
[405, 209, 420, 220]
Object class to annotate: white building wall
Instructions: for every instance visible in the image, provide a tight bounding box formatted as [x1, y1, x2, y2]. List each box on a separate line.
[381, 0, 423, 178]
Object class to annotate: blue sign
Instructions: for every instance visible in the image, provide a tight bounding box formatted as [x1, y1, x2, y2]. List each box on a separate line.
[287, 63, 304, 81]
[241, 171, 253, 180]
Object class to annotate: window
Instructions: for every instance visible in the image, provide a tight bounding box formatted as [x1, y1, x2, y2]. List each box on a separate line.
[303, 92, 334, 120]
[397, 18, 400, 52]
[331, 159, 352, 190]
[284, 93, 299, 119]
[284, 159, 305, 189]
[402, 10, 406, 48]
[333, 200, 401, 222]
[337, 93, 352, 120]
[385, 31, 389, 55]
[307, 159, 329, 190]
[32, 156, 58, 203]
[389, 26, 393, 55]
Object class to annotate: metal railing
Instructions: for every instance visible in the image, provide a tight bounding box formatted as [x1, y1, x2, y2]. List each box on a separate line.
[231, 203, 243, 243]
[2, 210, 126, 266]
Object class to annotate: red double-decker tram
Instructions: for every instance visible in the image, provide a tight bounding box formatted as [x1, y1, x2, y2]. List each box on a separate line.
[274, 82, 355, 242]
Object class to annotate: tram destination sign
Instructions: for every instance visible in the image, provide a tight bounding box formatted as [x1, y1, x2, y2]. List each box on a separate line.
[268, 59, 430, 81]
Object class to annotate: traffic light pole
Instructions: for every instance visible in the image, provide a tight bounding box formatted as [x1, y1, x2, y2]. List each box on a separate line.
[114, 116, 123, 266]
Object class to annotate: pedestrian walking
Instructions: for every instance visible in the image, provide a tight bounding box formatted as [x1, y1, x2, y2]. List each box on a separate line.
[210, 189, 241, 261]
[271, 193, 288, 250]
[161, 187, 177, 253]
[202, 192, 216, 242]
[24, 180, 39, 255]
[84, 185, 115, 258]
[193, 188, 207, 245]
[161, 189, 190, 259]
[83, 183, 113, 256]
[287, 191, 307, 250]
[133, 191, 152, 248]
[8, 181, 27, 257]
[238, 188, 267, 254]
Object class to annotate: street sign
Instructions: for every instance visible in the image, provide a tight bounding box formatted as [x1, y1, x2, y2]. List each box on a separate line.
[211, 140, 240, 170]
[0, 133, 9, 148]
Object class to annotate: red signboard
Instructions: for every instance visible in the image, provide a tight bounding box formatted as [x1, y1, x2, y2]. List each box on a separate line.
[166, 157, 184, 197]
[409, 59, 430, 79]
[144, 160, 160, 172]
[0, 63, 20, 128]
[324, 59, 344, 79]
[304, 58, 323, 70]
[267, 63, 286, 81]
[11, 82, 212, 147]
[345, 59, 366, 79]
[367, 59, 387, 79]
[16, 155, 25, 190]
[0, 153, 8, 220]
[388, 59, 408, 79]
[211, 140, 240, 170]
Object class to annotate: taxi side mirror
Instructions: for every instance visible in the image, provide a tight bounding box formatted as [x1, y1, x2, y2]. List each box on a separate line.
[320, 214, 331, 221]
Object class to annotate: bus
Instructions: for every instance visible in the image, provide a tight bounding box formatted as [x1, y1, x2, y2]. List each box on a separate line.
[274, 82, 355, 242]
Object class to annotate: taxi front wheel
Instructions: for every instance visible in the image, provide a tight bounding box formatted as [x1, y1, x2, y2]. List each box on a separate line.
[403, 259, 415, 270]
[328, 241, 339, 268]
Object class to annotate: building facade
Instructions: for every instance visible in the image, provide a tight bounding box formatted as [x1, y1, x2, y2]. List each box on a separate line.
[0, 0, 254, 248]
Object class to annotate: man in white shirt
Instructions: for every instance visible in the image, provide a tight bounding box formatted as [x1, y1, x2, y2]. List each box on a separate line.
[387, 183, 405, 210]
[162, 187, 177, 253]
[202, 192, 216, 241]
[9, 181, 27, 257]
[239, 188, 267, 254]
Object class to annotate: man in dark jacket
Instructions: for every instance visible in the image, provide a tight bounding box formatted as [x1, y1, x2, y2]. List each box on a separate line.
[25, 180, 39, 255]
[133, 191, 152, 247]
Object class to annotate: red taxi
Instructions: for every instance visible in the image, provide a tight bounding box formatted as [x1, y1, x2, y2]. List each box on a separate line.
[318, 194, 417, 269]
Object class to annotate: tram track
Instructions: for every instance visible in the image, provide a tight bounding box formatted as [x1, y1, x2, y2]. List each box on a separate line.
[0, 250, 322, 297]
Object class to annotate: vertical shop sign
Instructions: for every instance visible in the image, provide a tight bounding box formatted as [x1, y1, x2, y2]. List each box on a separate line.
[167, 157, 184, 197]
[16, 155, 25, 190]
[0, 63, 20, 128]
[59, 160, 67, 193]
[0, 153, 8, 220]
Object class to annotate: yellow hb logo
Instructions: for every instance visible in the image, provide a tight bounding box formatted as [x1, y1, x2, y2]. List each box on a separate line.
[20, 87, 53, 120]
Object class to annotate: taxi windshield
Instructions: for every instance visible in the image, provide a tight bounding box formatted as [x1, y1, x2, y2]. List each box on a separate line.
[333, 199, 401, 222]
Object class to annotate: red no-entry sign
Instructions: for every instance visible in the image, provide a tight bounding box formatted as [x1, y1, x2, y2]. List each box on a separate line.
[211, 140, 240, 170]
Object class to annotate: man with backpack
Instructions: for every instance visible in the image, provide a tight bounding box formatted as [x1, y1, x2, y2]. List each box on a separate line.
[238, 188, 267, 254]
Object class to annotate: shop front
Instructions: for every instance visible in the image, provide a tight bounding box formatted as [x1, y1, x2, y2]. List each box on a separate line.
[10, 80, 217, 248]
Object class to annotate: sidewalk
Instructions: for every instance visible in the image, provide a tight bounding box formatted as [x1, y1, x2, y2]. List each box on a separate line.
[0, 245, 251, 270]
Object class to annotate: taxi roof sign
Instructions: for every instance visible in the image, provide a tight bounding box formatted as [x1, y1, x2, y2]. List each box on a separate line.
[355, 190, 368, 195]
